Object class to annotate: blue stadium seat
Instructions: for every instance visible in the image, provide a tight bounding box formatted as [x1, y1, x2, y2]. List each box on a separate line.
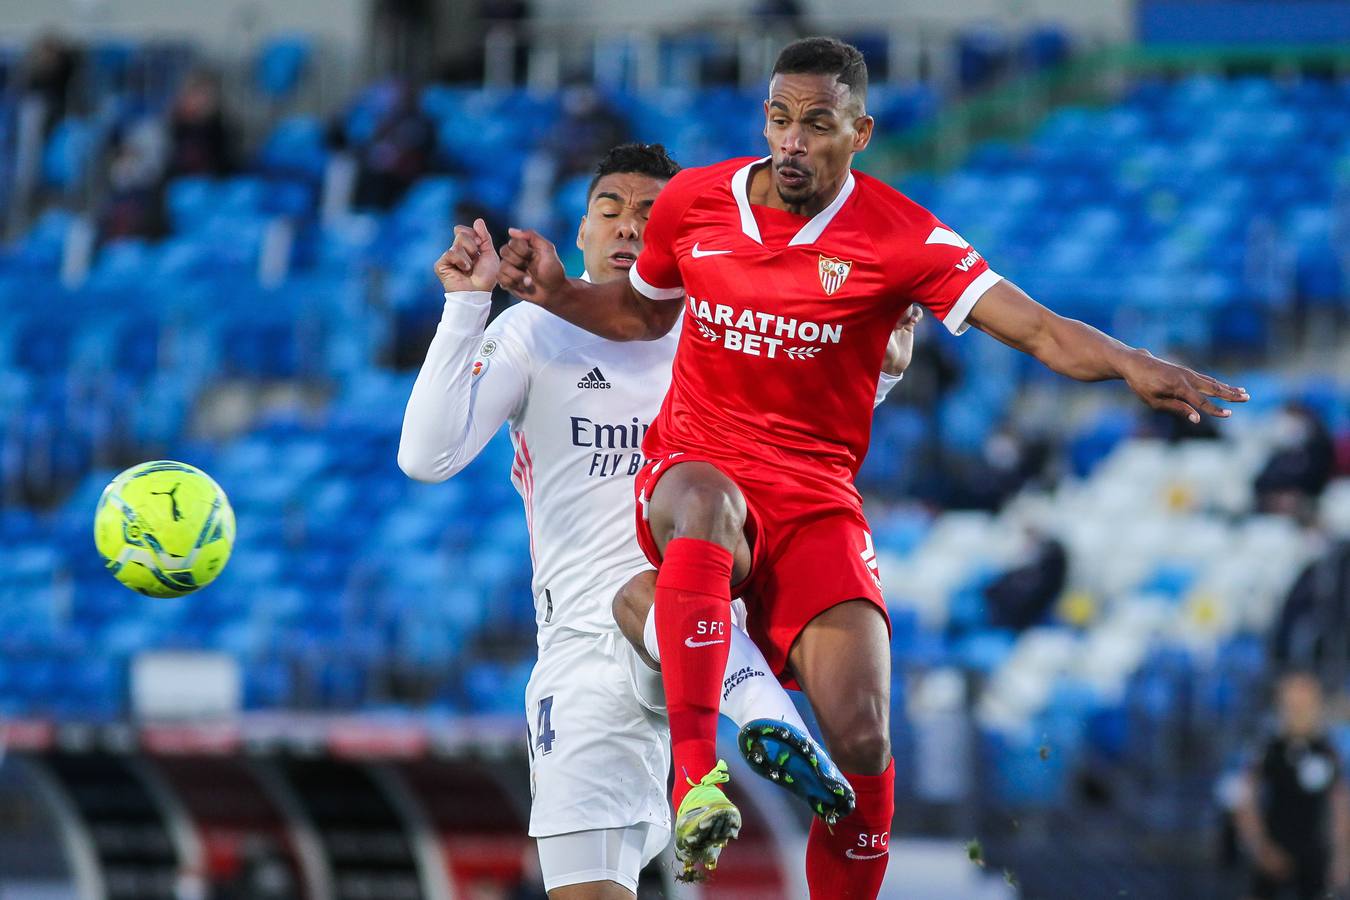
[255, 35, 312, 99]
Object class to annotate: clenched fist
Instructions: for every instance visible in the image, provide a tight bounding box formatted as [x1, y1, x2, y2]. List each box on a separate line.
[434, 218, 499, 294]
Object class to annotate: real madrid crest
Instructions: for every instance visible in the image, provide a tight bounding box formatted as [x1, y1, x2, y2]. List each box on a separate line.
[818, 255, 853, 296]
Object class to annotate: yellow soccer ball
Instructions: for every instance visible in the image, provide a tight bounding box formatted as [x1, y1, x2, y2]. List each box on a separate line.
[93, 461, 236, 597]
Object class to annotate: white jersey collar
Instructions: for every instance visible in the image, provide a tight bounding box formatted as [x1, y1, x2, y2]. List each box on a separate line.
[580, 270, 592, 283]
[730, 156, 856, 248]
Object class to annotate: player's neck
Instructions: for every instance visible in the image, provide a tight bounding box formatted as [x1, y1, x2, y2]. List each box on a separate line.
[748, 162, 848, 218]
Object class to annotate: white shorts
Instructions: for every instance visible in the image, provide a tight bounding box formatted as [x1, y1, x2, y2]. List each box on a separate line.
[525, 630, 672, 840]
[536, 823, 667, 893]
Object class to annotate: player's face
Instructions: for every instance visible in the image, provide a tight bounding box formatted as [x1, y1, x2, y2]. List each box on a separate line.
[576, 172, 666, 283]
[763, 73, 874, 211]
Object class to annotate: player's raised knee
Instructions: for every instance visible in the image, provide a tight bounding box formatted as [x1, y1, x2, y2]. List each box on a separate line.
[664, 467, 746, 547]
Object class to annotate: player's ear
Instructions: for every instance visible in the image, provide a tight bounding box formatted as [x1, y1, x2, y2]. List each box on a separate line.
[853, 115, 874, 153]
[575, 215, 587, 253]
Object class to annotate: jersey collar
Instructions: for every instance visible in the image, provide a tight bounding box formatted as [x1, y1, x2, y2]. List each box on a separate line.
[730, 156, 857, 248]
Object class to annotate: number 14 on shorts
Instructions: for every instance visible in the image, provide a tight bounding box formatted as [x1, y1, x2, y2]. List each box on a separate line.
[536, 696, 557, 755]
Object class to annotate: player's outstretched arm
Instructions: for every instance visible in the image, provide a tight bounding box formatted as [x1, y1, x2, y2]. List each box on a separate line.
[497, 228, 681, 341]
[966, 279, 1249, 422]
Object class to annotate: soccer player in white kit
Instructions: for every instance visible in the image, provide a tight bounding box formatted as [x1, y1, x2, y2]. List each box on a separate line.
[398, 144, 913, 898]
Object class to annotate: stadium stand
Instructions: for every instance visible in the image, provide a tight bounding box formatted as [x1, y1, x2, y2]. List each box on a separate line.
[2, 22, 1350, 899]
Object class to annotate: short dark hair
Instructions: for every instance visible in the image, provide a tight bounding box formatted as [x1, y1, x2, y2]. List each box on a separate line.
[771, 36, 868, 106]
[586, 143, 681, 202]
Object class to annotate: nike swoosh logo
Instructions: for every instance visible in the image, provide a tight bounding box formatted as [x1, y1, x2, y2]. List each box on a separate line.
[845, 849, 888, 860]
[684, 637, 727, 648]
[691, 243, 732, 258]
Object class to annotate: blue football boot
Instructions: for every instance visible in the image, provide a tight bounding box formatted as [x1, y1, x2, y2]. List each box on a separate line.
[737, 718, 856, 825]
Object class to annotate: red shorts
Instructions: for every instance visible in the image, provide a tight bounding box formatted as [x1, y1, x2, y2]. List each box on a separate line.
[633, 451, 889, 686]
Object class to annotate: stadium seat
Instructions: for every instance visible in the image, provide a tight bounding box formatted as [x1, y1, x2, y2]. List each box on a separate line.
[254, 35, 313, 99]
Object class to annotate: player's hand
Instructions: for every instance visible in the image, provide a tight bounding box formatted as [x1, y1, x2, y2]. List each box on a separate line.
[882, 303, 922, 376]
[1120, 350, 1249, 424]
[498, 228, 568, 305]
[433, 218, 499, 293]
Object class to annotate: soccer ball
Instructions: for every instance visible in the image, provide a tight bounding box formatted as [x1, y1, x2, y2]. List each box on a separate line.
[93, 460, 236, 597]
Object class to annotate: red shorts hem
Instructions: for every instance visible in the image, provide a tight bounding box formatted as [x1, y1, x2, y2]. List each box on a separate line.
[632, 452, 764, 594]
[634, 451, 891, 688]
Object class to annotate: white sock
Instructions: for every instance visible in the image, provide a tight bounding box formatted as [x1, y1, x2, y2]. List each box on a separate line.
[641, 603, 808, 732]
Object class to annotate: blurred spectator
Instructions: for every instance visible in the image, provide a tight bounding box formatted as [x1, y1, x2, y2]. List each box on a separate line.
[372, 0, 434, 79]
[19, 32, 80, 128]
[948, 425, 1050, 510]
[99, 117, 168, 240]
[1255, 402, 1336, 523]
[354, 84, 435, 209]
[984, 531, 1067, 632]
[542, 88, 630, 183]
[168, 71, 236, 176]
[1272, 537, 1350, 683]
[1234, 672, 1350, 900]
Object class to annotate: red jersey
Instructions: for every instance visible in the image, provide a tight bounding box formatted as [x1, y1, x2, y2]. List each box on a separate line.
[629, 156, 1001, 481]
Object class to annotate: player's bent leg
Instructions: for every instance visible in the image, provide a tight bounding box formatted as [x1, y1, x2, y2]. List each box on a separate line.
[616, 568, 855, 829]
[789, 600, 893, 775]
[644, 461, 750, 558]
[611, 528, 754, 671]
[788, 600, 895, 900]
[644, 461, 748, 879]
[738, 718, 856, 825]
[613, 570, 660, 670]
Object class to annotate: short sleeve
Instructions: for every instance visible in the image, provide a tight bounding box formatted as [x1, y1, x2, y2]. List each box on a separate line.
[629, 169, 697, 302]
[903, 219, 1003, 336]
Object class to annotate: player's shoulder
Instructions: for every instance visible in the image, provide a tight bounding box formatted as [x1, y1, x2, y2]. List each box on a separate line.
[484, 300, 562, 352]
[662, 156, 757, 199]
[850, 169, 945, 233]
[490, 298, 578, 337]
[488, 296, 609, 356]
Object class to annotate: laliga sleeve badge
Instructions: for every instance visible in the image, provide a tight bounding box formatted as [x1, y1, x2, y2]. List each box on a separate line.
[471, 338, 498, 378]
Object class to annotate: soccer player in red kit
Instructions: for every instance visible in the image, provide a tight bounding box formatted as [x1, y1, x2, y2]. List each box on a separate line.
[499, 37, 1249, 894]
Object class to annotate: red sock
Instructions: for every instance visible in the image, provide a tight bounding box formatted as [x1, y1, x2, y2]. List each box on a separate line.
[805, 761, 895, 899]
[654, 537, 734, 809]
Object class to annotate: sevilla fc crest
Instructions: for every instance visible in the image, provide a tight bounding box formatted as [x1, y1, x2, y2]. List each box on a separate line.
[818, 256, 853, 296]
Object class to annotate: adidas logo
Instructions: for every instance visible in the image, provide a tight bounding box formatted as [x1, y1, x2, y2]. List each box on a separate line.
[577, 366, 612, 389]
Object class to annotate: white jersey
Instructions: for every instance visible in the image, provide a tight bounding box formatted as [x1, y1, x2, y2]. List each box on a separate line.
[398, 283, 903, 650]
